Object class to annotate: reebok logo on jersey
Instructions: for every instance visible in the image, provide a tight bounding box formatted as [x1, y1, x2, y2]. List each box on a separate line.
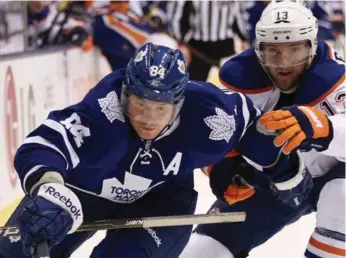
[144, 227, 162, 247]
[301, 107, 323, 128]
[44, 186, 82, 220]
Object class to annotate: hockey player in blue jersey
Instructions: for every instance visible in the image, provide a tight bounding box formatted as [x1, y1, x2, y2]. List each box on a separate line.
[0, 42, 311, 257]
[181, 1, 345, 258]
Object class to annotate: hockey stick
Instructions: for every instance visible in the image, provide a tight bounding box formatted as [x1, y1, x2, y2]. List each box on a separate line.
[0, 212, 245, 240]
[77, 211, 246, 231]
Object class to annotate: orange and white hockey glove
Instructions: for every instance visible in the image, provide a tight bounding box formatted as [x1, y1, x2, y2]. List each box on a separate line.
[259, 106, 333, 154]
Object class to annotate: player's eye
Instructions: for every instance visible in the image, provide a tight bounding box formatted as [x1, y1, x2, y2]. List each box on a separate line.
[267, 48, 279, 55]
[291, 47, 301, 53]
[137, 102, 145, 107]
[157, 106, 166, 112]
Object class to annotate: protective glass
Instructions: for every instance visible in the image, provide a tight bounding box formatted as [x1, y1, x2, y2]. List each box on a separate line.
[123, 94, 175, 125]
[259, 41, 312, 67]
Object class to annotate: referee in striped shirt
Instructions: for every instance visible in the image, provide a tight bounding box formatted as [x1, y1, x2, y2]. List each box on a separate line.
[167, 1, 248, 81]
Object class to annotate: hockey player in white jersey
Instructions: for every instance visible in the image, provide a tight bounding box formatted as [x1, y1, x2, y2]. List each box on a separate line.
[181, 1, 345, 258]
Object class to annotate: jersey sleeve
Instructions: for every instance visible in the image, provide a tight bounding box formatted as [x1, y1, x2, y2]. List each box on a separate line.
[319, 81, 346, 161]
[14, 70, 126, 194]
[186, 82, 261, 168]
[313, 46, 346, 161]
[324, 115, 346, 161]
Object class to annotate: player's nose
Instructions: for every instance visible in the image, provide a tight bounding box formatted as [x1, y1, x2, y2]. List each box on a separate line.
[142, 109, 156, 121]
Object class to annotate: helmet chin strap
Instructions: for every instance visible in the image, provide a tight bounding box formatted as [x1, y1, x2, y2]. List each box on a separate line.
[168, 97, 185, 125]
[157, 98, 184, 137]
[155, 97, 185, 141]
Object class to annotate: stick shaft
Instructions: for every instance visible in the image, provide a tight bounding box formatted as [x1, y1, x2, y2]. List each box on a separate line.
[0, 212, 246, 238]
[77, 212, 246, 231]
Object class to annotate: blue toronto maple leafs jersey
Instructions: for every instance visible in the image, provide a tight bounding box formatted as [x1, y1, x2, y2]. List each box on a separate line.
[14, 70, 259, 204]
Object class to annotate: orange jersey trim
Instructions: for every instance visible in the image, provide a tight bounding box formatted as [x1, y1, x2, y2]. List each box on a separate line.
[225, 149, 240, 158]
[106, 14, 148, 47]
[201, 165, 213, 177]
[309, 236, 346, 256]
[306, 73, 345, 107]
[220, 78, 274, 94]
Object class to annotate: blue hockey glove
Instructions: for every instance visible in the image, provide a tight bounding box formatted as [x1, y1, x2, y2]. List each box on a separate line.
[238, 131, 314, 208]
[207, 155, 257, 205]
[208, 148, 313, 207]
[219, 152, 313, 208]
[263, 151, 313, 208]
[17, 183, 83, 256]
[259, 106, 333, 154]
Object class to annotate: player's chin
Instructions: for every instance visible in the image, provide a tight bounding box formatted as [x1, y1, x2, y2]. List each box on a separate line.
[275, 77, 297, 92]
[138, 132, 158, 140]
[136, 127, 160, 140]
[277, 83, 295, 92]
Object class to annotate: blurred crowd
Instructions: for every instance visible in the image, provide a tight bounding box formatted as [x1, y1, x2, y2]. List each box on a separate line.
[1, 1, 345, 78]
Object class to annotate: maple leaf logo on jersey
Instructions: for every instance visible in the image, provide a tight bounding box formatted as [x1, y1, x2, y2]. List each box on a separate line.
[204, 107, 236, 143]
[98, 91, 125, 123]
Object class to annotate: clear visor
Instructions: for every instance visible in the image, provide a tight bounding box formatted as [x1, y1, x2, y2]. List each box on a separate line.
[259, 41, 312, 68]
[122, 93, 176, 126]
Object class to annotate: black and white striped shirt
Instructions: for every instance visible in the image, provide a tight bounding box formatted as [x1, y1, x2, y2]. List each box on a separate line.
[166, 1, 247, 42]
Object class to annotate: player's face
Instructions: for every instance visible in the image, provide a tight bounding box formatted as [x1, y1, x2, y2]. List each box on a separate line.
[261, 41, 311, 91]
[127, 94, 174, 140]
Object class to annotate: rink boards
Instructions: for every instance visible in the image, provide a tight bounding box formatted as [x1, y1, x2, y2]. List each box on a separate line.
[0, 47, 112, 225]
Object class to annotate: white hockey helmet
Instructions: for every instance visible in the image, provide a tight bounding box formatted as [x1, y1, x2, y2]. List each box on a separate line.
[255, 0, 318, 66]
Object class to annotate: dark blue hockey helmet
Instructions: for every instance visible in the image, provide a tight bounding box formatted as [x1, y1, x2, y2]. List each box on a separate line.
[125, 43, 189, 103]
